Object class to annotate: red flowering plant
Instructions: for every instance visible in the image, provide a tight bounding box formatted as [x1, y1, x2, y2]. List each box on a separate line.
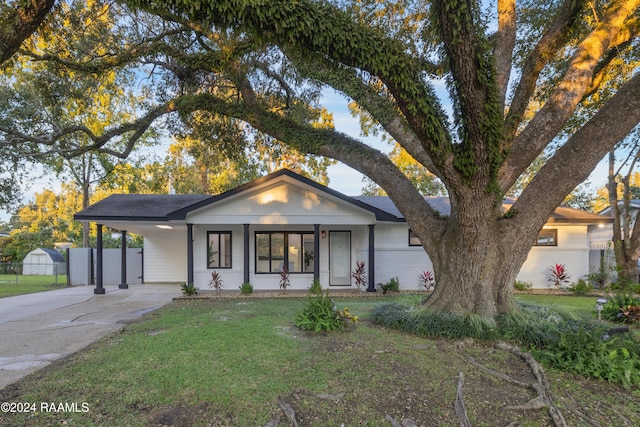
[418, 271, 436, 291]
[547, 264, 570, 288]
[209, 271, 224, 294]
[279, 265, 291, 292]
[351, 260, 367, 290]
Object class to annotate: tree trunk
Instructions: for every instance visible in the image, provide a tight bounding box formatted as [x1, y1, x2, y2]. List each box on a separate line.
[421, 198, 539, 319]
[619, 257, 639, 284]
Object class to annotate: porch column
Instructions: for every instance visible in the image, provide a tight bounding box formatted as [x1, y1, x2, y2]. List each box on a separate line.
[119, 230, 128, 289]
[313, 224, 320, 282]
[243, 224, 250, 284]
[367, 224, 376, 292]
[94, 224, 105, 294]
[187, 223, 194, 285]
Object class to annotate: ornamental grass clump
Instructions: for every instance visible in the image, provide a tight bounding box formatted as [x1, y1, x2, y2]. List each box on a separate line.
[294, 291, 357, 332]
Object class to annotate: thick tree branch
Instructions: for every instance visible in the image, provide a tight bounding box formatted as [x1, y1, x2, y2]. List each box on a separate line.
[0, 101, 177, 159]
[502, 0, 640, 192]
[494, 0, 516, 109]
[504, 0, 588, 140]
[0, 0, 56, 64]
[130, 0, 454, 169]
[284, 49, 444, 179]
[512, 71, 640, 230]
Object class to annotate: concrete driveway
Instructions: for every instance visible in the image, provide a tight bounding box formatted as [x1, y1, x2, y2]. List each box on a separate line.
[0, 284, 180, 390]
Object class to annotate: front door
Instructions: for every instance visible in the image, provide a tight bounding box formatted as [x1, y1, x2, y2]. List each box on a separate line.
[329, 231, 351, 286]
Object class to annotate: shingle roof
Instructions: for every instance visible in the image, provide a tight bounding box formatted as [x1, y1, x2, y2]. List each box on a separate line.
[354, 196, 451, 218]
[74, 170, 611, 225]
[39, 248, 66, 263]
[74, 194, 212, 222]
[356, 196, 611, 224]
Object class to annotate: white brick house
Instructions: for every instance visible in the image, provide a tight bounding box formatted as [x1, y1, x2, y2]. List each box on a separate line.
[75, 169, 612, 291]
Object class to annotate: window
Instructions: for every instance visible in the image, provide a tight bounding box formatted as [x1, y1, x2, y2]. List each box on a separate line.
[207, 232, 232, 268]
[408, 229, 422, 246]
[535, 229, 557, 246]
[256, 232, 315, 273]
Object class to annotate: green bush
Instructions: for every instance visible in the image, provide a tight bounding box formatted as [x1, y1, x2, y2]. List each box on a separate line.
[602, 293, 640, 323]
[181, 282, 198, 296]
[294, 291, 357, 332]
[379, 277, 400, 294]
[567, 278, 593, 295]
[513, 280, 533, 291]
[370, 303, 498, 341]
[309, 279, 322, 295]
[239, 282, 253, 295]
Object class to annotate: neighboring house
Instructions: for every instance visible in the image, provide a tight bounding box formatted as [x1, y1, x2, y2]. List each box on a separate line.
[23, 248, 66, 276]
[74, 169, 613, 291]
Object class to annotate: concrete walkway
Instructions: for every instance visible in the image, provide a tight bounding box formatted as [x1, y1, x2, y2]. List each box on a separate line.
[0, 284, 180, 390]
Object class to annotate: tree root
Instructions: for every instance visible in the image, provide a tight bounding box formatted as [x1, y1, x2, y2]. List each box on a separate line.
[277, 396, 299, 427]
[455, 341, 568, 427]
[454, 371, 473, 427]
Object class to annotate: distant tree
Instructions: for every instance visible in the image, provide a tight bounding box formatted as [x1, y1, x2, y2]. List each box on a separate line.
[604, 128, 640, 282]
[362, 142, 445, 196]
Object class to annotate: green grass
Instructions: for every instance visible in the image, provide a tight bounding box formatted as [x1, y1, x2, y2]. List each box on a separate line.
[0, 274, 68, 298]
[516, 293, 599, 316]
[1, 294, 637, 427]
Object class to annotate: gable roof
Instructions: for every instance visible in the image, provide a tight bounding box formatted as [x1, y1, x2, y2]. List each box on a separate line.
[74, 170, 400, 223]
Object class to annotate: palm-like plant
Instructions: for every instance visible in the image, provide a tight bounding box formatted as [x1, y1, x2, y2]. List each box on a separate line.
[547, 264, 570, 288]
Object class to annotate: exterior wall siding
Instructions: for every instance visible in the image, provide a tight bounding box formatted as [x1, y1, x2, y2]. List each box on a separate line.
[516, 225, 590, 288]
[143, 222, 603, 290]
[144, 230, 187, 283]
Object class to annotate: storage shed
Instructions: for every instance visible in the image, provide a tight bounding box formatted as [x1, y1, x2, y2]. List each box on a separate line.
[23, 248, 66, 276]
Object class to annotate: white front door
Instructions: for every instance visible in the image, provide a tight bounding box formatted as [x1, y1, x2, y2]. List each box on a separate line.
[329, 231, 351, 286]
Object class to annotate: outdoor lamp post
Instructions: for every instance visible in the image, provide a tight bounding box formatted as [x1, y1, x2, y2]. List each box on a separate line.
[595, 298, 607, 321]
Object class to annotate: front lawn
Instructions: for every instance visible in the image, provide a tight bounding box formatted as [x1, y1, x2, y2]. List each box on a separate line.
[0, 294, 637, 427]
[516, 293, 600, 315]
[0, 274, 68, 298]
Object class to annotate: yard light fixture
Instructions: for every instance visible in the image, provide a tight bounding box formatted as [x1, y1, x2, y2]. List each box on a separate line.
[595, 298, 607, 320]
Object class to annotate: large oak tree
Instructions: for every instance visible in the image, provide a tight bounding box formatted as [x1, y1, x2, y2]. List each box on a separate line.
[123, 0, 640, 318]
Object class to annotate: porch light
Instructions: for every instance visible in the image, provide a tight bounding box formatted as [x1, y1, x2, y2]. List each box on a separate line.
[155, 225, 173, 230]
[598, 223, 605, 228]
[321, 230, 327, 238]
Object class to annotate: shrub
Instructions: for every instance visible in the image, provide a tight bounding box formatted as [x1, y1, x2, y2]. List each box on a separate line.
[279, 266, 291, 292]
[379, 277, 400, 294]
[181, 282, 198, 296]
[418, 271, 435, 291]
[209, 271, 224, 292]
[239, 282, 253, 295]
[351, 260, 367, 290]
[547, 263, 570, 288]
[370, 303, 497, 340]
[309, 278, 322, 295]
[513, 280, 533, 291]
[294, 291, 357, 332]
[566, 278, 593, 295]
[602, 293, 640, 323]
